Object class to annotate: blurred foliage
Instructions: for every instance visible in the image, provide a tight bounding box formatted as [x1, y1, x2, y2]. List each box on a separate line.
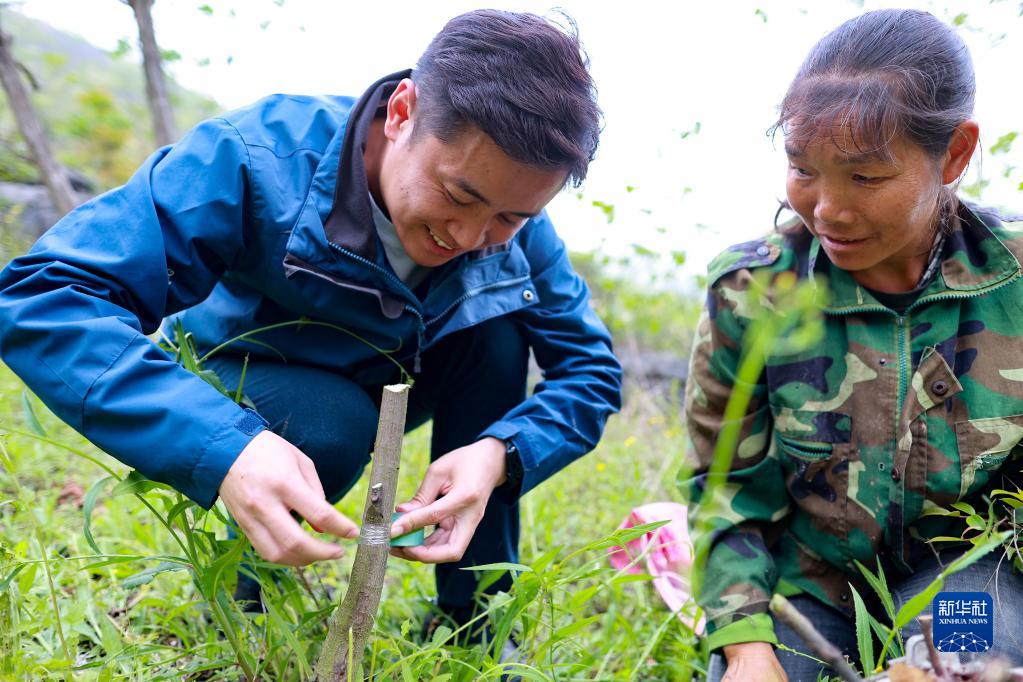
[0, 10, 219, 190]
[571, 244, 703, 358]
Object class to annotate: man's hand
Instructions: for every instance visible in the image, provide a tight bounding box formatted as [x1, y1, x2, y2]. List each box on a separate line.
[388, 437, 507, 563]
[721, 642, 787, 682]
[219, 430, 360, 566]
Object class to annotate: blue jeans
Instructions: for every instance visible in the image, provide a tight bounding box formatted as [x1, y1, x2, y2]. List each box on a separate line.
[706, 549, 1023, 681]
[208, 316, 528, 608]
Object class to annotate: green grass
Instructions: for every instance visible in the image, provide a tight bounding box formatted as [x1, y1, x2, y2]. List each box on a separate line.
[0, 364, 703, 680]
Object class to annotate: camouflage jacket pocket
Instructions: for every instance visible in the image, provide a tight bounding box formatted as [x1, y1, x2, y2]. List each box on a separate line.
[772, 409, 853, 462]
[954, 414, 1023, 497]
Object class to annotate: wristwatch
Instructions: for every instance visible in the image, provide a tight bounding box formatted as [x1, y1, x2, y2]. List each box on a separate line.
[503, 440, 524, 494]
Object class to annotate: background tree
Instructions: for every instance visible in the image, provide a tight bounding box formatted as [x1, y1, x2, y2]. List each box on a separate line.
[124, 0, 177, 147]
[0, 7, 76, 216]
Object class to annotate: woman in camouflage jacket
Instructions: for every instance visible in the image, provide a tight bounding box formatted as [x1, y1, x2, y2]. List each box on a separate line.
[682, 9, 1023, 681]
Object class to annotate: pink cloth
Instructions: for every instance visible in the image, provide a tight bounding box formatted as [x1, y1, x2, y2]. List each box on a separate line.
[607, 502, 705, 634]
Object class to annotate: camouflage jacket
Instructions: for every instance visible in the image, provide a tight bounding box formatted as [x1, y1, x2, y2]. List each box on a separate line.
[681, 203, 1023, 652]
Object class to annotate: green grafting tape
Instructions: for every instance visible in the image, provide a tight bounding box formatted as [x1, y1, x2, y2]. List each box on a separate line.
[390, 511, 425, 547]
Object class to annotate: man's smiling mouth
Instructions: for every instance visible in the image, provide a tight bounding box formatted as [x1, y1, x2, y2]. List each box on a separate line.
[428, 227, 455, 250]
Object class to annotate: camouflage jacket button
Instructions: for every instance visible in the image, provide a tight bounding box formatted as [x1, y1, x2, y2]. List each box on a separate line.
[932, 380, 949, 396]
[755, 245, 771, 257]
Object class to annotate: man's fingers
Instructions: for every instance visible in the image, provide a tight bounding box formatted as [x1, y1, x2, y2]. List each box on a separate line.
[391, 494, 462, 536]
[394, 536, 465, 563]
[396, 466, 448, 515]
[295, 454, 326, 501]
[285, 485, 360, 540]
[294, 455, 329, 531]
[392, 515, 479, 564]
[236, 515, 278, 563]
[261, 506, 346, 566]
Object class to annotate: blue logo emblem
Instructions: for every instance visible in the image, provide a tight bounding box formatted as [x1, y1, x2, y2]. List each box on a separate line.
[932, 591, 993, 653]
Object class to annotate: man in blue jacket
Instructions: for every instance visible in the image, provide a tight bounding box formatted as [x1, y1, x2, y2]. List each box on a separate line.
[0, 9, 621, 634]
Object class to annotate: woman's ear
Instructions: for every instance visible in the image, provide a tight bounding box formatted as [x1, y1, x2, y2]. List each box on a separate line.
[942, 119, 980, 185]
[383, 79, 418, 142]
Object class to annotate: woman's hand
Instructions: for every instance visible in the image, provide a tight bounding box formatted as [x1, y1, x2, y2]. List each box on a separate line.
[722, 642, 787, 682]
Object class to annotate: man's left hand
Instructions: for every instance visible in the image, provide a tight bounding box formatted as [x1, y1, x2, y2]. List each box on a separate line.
[389, 437, 507, 563]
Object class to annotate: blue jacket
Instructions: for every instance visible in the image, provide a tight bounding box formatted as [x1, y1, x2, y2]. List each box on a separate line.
[0, 72, 622, 508]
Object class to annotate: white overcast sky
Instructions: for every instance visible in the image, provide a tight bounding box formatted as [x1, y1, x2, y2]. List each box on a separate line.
[14, 0, 1023, 286]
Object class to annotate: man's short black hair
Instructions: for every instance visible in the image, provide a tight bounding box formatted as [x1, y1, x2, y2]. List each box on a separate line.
[412, 9, 601, 188]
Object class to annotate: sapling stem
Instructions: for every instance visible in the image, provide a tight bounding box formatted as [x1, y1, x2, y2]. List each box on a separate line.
[315, 384, 410, 681]
[770, 594, 864, 682]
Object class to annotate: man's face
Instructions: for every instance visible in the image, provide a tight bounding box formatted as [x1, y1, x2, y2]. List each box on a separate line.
[375, 80, 567, 267]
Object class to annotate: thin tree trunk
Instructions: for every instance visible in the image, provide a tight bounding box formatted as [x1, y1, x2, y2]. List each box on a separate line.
[770, 595, 864, 682]
[129, 0, 177, 147]
[0, 21, 77, 216]
[315, 384, 410, 681]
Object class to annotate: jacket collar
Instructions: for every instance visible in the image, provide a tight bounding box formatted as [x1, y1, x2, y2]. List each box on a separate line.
[322, 69, 411, 262]
[809, 202, 1022, 312]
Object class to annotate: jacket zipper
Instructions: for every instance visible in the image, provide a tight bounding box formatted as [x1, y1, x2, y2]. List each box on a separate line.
[424, 274, 532, 330]
[327, 244, 533, 373]
[328, 243, 427, 372]
[895, 314, 909, 437]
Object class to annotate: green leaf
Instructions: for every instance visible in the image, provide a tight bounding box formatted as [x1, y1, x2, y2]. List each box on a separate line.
[198, 4, 214, 15]
[866, 612, 901, 663]
[568, 584, 601, 611]
[966, 514, 987, 531]
[991, 131, 1018, 155]
[893, 577, 943, 630]
[919, 506, 959, 517]
[929, 535, 969, 543]
[850, 585, 874, 673]
[110, 37, 131, 59]
[262, 597, 311, 677]
[893, 531, 1009, 630]
[110, 470, 172, 497]
[460, 562, 532, 573]
[430, 624, 453, 646]
[198, 537, 246, 598]
[83, 475, 115, 554]
[945, 531, 1010, 574]
[122, 561, 187, 589]
[951, 502, 976, 515]
[20, 390, 46, 436]
[166, 498, 196, 526]
[529, 546, 563, 572]
[855, 558, 895, 620]
[952, 12, 968, 26]
[0, 564, 27, 594]
[591, 200, 615, 224]
[535, 615, 601, 657]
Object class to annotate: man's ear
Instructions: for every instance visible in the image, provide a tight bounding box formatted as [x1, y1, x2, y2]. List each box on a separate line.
[384, 79, 417, 143]
[942, 119, 980, 185]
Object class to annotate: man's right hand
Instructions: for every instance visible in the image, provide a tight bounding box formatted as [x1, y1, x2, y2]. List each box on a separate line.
[722, 642, 787, 682]
[218, 430, 360, 566]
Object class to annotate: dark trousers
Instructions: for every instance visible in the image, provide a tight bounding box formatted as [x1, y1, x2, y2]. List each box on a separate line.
[208, 316, 528, 608]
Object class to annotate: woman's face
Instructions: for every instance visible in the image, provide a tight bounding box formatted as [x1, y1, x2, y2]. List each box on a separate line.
[785, 127, 946, 293]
